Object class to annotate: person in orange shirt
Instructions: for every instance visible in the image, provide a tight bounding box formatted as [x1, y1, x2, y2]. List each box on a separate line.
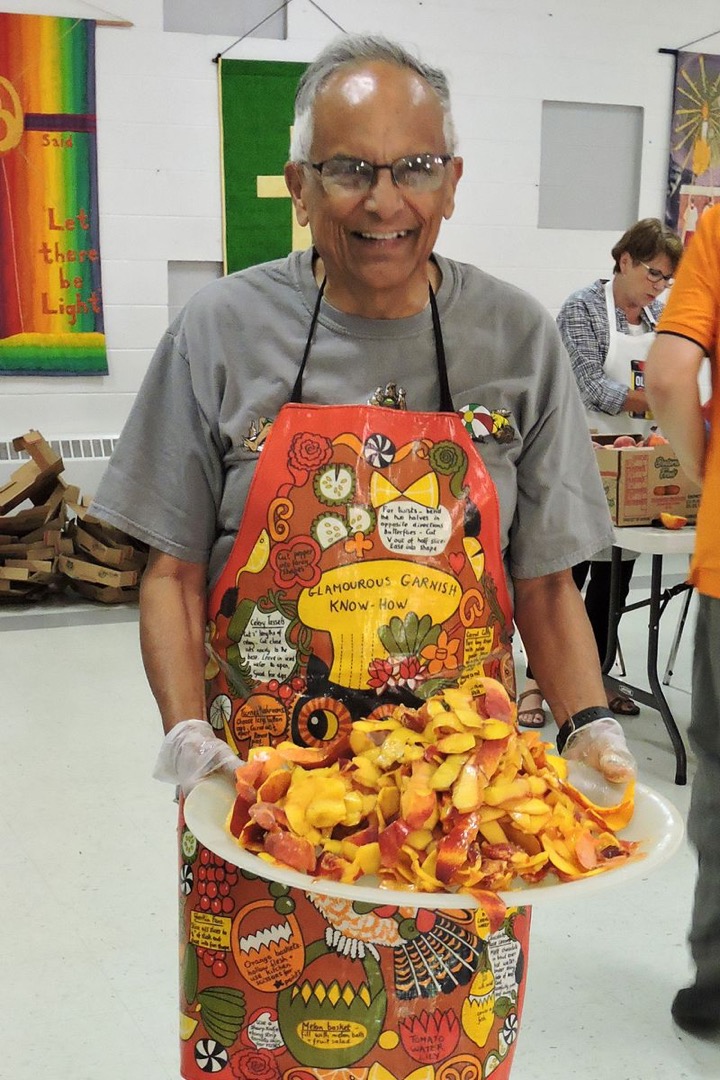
[646, 203, 720, 1035]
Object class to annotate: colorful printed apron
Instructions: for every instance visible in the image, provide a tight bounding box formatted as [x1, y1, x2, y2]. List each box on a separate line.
[178, 282, 531, 1080]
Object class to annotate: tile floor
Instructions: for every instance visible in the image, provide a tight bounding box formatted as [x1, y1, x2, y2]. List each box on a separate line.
[2, 554, 719, 1079]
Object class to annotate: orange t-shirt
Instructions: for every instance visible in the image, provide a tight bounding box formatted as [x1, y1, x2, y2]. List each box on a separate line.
[657, 205, 720, 599]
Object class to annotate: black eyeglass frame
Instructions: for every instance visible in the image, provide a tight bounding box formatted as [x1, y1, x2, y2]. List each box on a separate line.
[308, 153, 453, 191]
[637, 260, 675, 285]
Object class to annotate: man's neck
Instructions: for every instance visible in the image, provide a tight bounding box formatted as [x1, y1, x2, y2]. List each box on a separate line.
[312, 256, 440, 319]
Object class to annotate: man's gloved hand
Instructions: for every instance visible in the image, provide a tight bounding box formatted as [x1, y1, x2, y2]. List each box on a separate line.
[562, 716, 637, 785]
[153, 718, 244, 796]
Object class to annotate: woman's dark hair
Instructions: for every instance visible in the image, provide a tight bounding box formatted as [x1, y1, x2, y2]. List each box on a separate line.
[611, 218, 683, 273]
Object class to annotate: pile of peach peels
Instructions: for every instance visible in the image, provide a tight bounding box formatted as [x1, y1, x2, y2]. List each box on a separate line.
[225, 678, 640, 900]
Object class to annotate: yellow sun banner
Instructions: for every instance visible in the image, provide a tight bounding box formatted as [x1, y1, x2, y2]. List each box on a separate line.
[665, 50, 720, 245]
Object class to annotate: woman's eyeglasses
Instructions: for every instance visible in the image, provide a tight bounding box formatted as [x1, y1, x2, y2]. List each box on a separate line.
[638, 261, 674, 286]
[309, 153, 453, 195]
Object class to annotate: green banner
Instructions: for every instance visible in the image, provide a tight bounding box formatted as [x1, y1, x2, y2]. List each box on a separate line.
[219, 59, 309, 274]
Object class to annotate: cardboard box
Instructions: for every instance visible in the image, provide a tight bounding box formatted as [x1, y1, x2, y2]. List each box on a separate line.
[74, 525, 137, 568]
[0, 505, 49, 534]
[70, 579, 140, 605]
[58, 553, 139, 588]
[594, 435, 702, 526]
[0, 432, 63, 513]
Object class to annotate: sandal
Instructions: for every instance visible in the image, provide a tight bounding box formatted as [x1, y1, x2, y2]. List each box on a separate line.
[517, 689, 547, 729]
[606, 691, 640, 716]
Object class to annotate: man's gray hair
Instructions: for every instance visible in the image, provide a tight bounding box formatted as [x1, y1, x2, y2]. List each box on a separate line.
[289, 34, 457, 161]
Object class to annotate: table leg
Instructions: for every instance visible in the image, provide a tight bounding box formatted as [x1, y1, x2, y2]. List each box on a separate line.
[602, 548, 688, 786]
[662, 587, 693, 685]
[602, 546, 622, 675]
[646, 555, 687, 785]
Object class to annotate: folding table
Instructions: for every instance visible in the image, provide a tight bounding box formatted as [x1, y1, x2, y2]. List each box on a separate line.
[602, 525, 696, 785]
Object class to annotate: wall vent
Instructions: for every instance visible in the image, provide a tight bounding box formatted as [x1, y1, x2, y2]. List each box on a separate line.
[0, 436, 119, 463]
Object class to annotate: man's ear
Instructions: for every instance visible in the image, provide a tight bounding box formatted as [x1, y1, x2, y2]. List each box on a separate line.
[284, 162, 310, 227]
[442, 156, 464, 220]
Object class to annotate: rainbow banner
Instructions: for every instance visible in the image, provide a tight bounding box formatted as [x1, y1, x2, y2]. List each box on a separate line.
[219, 59, 309, 273]
[0, 13, 107, 375]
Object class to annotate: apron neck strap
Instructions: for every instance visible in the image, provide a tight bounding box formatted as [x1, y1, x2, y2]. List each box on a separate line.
[290, 275, 326, 404]
[429, 280, 454, 413]
[292, 267, 453, 413]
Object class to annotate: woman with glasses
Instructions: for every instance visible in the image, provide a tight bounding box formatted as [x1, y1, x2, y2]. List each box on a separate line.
[518, 218, 682, 728]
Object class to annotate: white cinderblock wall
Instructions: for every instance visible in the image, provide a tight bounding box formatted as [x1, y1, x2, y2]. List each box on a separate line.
[2, 0, 718, 444]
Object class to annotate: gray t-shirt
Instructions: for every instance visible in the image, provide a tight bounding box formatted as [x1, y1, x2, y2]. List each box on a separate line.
[92, 248, 613, 589]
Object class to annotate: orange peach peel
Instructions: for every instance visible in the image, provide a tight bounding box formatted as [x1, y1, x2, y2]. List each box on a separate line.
[225, 680, 641, 899]
[659, 512, 688, 530]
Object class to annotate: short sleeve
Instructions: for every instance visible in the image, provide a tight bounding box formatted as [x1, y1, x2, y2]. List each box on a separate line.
[90, 327, 224, 563]
[509, 317, 615, 579]
[659, 211, 720, 355]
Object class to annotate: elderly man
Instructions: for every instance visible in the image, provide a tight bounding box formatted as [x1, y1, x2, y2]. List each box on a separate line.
[92, 34, 635, 1079]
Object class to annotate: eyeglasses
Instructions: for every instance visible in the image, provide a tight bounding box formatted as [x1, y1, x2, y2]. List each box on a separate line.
[309, 153, 453, 194]
[638, 261, 674, 286]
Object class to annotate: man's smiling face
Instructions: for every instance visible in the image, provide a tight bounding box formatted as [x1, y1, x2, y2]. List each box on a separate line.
[285, 60, 463, 318]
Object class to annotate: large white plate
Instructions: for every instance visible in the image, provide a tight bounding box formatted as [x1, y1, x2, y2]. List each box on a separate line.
[184, 772, 684, 910]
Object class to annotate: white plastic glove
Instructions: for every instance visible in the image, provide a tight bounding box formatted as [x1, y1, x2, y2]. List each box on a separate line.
[153, 719, 244, 796]
[562, 716, 637, 785]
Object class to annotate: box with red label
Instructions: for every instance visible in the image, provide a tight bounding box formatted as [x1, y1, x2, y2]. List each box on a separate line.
[593, 434, 701, 526]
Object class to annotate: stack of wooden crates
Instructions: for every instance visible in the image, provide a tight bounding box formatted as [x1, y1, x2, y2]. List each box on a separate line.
[0, 431, 147, 604]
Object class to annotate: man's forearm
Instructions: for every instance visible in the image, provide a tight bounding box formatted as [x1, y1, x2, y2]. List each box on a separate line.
[139, 550, 208, 732]
[646, 335, 706, 484]
[651, 392, 705, 485]
[514, 570, 607, 726]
